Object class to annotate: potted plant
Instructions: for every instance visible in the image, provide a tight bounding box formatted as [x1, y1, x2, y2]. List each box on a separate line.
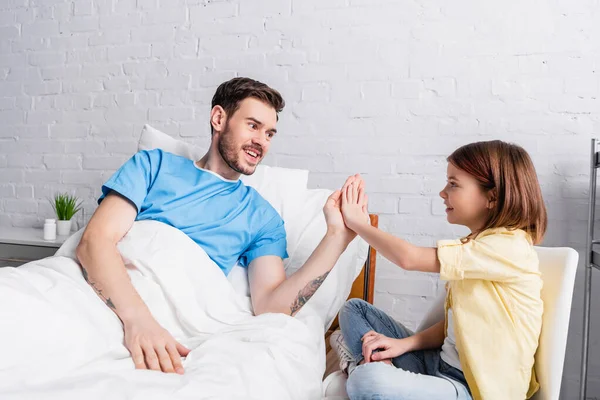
[50, 193, 82, 236]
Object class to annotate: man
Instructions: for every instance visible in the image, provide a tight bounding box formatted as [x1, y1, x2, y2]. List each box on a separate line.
[76, 77, 367, 376]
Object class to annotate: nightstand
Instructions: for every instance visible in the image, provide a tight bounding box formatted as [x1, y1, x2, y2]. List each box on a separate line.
[0, 227, 68, 268]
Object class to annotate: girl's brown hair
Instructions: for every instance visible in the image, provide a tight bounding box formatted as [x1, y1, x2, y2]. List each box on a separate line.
[447, 140, 547, 244]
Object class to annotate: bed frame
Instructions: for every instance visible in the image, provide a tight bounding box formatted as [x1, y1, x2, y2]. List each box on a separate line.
[326, 214, 378, 337]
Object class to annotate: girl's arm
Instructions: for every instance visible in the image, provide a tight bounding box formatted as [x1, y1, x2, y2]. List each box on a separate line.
[340, 175, 440, 273]
[351, 223, 440, 273]
[407, 319, 445, 351]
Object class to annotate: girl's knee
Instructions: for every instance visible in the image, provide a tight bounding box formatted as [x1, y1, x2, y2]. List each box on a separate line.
[346, 363, 400, 399]
[339, 298, 367, 325]
[346, 365, 378, 399]
[345, 298, 368, 310]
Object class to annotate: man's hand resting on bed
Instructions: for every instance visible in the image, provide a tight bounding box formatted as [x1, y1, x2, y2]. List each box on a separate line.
[123, 312, 190, 374]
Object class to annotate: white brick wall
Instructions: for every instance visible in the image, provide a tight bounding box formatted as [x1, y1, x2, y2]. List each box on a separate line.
[1, 0, 599, 397]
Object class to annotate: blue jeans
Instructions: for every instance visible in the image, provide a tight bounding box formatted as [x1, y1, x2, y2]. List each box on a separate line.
[339, 299, 472, 400]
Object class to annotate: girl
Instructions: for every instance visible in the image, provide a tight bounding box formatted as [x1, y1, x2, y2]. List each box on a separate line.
[338, 140, 546, 400]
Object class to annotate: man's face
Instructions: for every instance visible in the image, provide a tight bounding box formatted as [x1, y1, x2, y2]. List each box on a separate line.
[215, 97, 278, 176]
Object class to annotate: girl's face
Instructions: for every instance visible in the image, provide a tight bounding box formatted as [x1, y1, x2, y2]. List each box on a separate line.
[439, 163, 494, 232]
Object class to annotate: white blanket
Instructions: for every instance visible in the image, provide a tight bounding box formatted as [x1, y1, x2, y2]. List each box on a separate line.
[0, 221, 330, 400]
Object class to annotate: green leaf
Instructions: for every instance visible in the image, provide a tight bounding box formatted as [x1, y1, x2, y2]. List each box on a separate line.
[50, 192, 82, 221]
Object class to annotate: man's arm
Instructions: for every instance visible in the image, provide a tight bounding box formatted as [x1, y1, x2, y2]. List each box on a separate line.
[248, 230, 350, 316]
[76, 192, 144, 319]
[76, 192, 189, 373]
[248, 176, 364, 316]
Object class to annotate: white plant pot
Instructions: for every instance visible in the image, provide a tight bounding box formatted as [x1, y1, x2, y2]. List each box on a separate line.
[57, 220, 72, 236]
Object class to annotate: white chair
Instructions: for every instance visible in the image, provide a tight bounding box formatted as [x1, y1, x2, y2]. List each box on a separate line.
[416, 246, 579, 400]
[322, 247, 578, 400]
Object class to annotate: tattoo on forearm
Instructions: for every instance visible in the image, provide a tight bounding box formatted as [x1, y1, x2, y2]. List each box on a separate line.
[81, 266, 116, 311]
[290, 271, 330, 315]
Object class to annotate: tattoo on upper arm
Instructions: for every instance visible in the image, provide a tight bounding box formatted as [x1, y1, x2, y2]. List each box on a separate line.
[81, 266, 116, 311]
[289, 271, 330, 316]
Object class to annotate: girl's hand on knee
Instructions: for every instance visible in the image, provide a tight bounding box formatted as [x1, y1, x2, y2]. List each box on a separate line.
[361, 330, 379, 343]
[361, 332, 413, 363]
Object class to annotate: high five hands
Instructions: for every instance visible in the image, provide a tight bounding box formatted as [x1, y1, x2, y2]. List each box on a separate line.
[340, 174, 370, 232]
[322, 174, 370, 245]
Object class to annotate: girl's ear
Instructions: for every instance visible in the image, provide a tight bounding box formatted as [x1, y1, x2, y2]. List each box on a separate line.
[486, 189, 497, 209]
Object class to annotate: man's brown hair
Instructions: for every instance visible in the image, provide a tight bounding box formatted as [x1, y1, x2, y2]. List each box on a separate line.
[211, 77, 285, 134]
[447, 140, 547, 244]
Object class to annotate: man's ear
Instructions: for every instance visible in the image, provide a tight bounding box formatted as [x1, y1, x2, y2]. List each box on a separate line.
[487, 189, 497, 209]
[210, 105, 227, 135]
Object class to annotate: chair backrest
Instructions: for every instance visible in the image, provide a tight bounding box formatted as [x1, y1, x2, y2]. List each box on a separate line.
[415, 246, 579, 400]
[532, 247, 578, 400]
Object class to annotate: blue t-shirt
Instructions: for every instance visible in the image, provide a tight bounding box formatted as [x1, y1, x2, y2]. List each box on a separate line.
[98, 149, 288, 276]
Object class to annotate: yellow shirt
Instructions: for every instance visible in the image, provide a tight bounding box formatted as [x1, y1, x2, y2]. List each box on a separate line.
[437, 227, 543, 400]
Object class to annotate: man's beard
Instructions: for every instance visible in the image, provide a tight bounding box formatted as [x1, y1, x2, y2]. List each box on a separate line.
[217, 123, 262, 176]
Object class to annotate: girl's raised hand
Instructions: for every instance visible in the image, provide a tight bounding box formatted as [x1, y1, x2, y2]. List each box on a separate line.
[341, 174, 369, 232]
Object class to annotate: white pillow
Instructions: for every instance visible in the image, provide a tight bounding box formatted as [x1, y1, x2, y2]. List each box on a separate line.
[240, 165, 309, 219]
[137, 124, 369, 329]
[139, 124, 205, 161]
